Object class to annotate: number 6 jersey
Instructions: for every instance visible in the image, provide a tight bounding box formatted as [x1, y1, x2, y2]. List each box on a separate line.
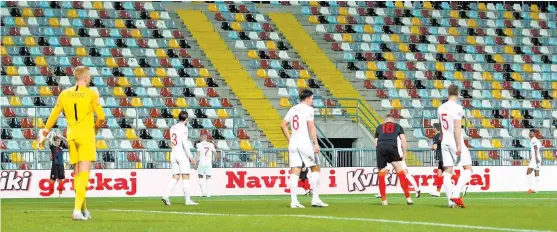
[437, 100, 465, 146]
[284, 103, 314, 144]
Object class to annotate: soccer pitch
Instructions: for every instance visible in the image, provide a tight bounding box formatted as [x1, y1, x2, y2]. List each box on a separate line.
[2, 192, 556, 232]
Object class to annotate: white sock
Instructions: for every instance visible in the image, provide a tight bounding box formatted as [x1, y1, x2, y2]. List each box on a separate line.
[199, 177, 205, 196]
[182, 179, 191, 202]
[453, 169, 472, 198]
[163, 178, 178, 199]
[289, 174, 299, 203]
[443, 173, 454, 205]
[310, 172, 321, 202]
[206, 178, 211, 196]
[406, 174, 419, 191]
[534, 175, 539, 191]
[527, 173, 534, 190]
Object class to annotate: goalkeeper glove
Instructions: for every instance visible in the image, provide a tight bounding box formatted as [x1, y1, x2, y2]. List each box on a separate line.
[37, 129, 50, 150]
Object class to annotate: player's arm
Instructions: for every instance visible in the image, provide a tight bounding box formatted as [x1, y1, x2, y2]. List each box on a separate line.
[39, 96, 64, 149]
[453, 109, 464, 155]
[91, 91, 105, 134]
[534, 144, 540, 163]
[307, 110, 319, 154]
[373, 128, 379, 147]
[213, 146, 219, 163]
[195, 146, 200, 162]
[182, 130, 195, 164]
[280, 120, 290, 141]
[399, 126, 407, 160]
[430, 136, 438, 150]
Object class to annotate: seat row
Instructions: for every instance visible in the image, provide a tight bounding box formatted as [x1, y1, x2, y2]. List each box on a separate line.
[391, 108, 557, 120]
[3, 106, 236, 118]
[2, 76, 218, 89]
[380, 99, 554, 110]
[2, 7, 170, 19]
[344, 51, 557, 64]
[214, 12, 269, 22]
[2, 66, 212, 77]
[2, 1, 165, 11]
[2, 17, 177, 29]
[375, 89, 554, 102]
[227, 31, 281, 41]
[1, 26, 185, 39]
[361, 78, 557, 91]
[2, 56, 204, 68]
[346, 61, 557, 73]
[357, 70, 557, 82]
[2, 46, 192, 58]
[2, 36, 189, 49]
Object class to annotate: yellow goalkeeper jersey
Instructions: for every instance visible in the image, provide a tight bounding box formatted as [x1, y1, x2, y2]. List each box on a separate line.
[44, 85, 105, 140]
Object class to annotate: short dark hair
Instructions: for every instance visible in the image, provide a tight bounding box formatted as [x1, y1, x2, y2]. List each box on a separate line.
[448, 84, 459, 97]
[299, 89, 313, 101]
[433, 123, 441, 131]
[178, 111, 188, 121]
[529, 129, 536, 134]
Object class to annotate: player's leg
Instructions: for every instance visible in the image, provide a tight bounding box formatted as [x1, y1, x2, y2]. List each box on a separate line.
[375, 163, 390, 198]
[205, 175, 211, 197]
[178, 157, 197, 205]
[391, 161, 413, 205]
[402, 162, 420, 198]
[298, 145, 327, 207]
[77, 137, 96, 219]
[451, 148, 472, 207]
[163, 155, 180, 205]
[534, 169, 540, 192]
[288, 147, 304, 208]
[376, 148, 389, 204]
[441, 145, 456, 207]
[526, 167, 534, 193]
[431, 162, 443, 197]
[198, 174, 206, 197]
[68, 141, 86, 220]
[58, 164, 65, 196]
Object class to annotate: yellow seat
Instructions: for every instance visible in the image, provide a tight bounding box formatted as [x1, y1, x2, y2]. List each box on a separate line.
[176, 98, 188, 107]
[384, 52, 395, 61]
[134, 68, 146, 77]
[118, 77, 130, 87]
[34, 118, 45, 128]
[553, 82, 557, 89]
[541, 100, 551, 109]
[96, 140, 108, 149]
[231, 22, 242, 31]
[152, 78, 164, 87]
[492, 90, 503, 99]
[248, 50, 259, 59]
[478, 3, 487, 11]
[199, 68, 210, 77]
[10, 153, 23, 163]
[363, 25, 374, 33]
[131, 29, 142, 38]
[114, 19, 126, 28]
[504, 28, 513, 36]
[6, 66, 18, 75]
[165, 152, 171, 162]
[113, 87, 126, 97]
[149, 11, 161, 20]
[481, 119, 494, 128]
[471, 110, 483, 118]
[155, 49, 168, 58]
[32, 141, 40, 149]
[2, 36, 14, 46]
[424, 1, 433, 9]
[48, 18, 60, 27]
[492, 139, 504, 148]
[530, 12, 539, 20]
[35, 56, 48, 67]
[269, 162, 277, 168]
[543, 151, 555, 160]
[297, 79, 308, 88]
[9, 96, 22, 106]
[168, 39, 179, 48]
[235, 13, 246, 22]
[450, 10, 459, 18]
[391, 34, 401, 43]
[1, 46, 7, 56]
[266, 41, 277, 50]
[337, 16, 348, 24]
[531, 4, 539, 12]
[511, 73, 523, 81]
[410, 26, 420, 35]
[432, 99, 441, 108]
[24, 37, 37, 46]
[493, 54, 503, 63]
[436, 44, 447, 53]
[342, 34, 353, 42]
[467, 19, 477, 28]
[491, 81, 502, 90]
[135, 163, 143, 169]
[511, 110, 523, 119]
[478, 151, 489, 161]
[67, 9, 78, 18]
[76, 47, 88, 56]
[92, 1, 104, 9]
[466, 36, 476, 45]
[339, 7, 349, 15]
[22, 8, 33, 17]
[433, 80, 444, 89]
[394, 80, 404, 88]
[411, 18, 421, 26]
[435, 62, 446, 71]
[299, 70, 310, 79]
[394, 1, 403, 8]
[131, 97, 143, 107]
[65, 28, 77, 37]
[125, 129, 138, 139]
[171, 109, 181, 118]
[256, 69, 268, 78]
[309, 16, 319, 24]
[155, 68, 167, 77]
[217, 109, 230, 118]
[40, 86, 53, 96]
[391, 100, 402, 109]
[364, 71, 377, 80]
[367, 62, 378, 71]
[454, 72, 465, 81]
[309, 1, 319, 6]
[106, 58, 118, 68]
[208, 3, 218, 12]
[395, 71, 405, 79]
[280, 98, 292, 108]
[399, 43, 410, 52]
[448, 27, 459, 36]
[15, 17, 26, 26]
[320, 108, 332, 116]
[504, 46, 515, 54]
[523, 64, 533, 73]
[195, 78, 208, 87]
[503, 12, 513, 19]
[482, 72, 493, 80]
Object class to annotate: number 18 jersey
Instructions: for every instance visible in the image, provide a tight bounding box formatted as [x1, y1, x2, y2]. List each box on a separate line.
[284, 103, 314, 143]
[437, 100, 465, 146]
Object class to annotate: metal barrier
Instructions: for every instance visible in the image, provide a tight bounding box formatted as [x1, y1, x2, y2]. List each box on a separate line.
[3, 148, 555, 170]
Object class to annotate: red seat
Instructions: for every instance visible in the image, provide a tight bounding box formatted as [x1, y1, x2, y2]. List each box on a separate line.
[346, 16, 356, 24]
[500, 110, 509, 118]
[21, 118, 33, 128]
[408, 89, 420, 98]
[19, 163, 30, 170]
[259, 32, 270, 40]
[137, 39, 148, 48]
[199, 98, 210, 107]
[120, 29, 131, 38]
[192, 59, 203, 68]
[262, 23, 273, 32]
[542, 140, 552, 148]
[310, 7, 320, 15]
[389, 109, 401, 118]
[149, 108, 161, 118]
[116, 58, 128, 67]
[404, 80, 415, 89]
[494, 64, 504, 72]
[335, 25, 345, 33]
[531, 82, 542, 90]
[112, 108, 125, 118]
[425, 129, 436, 138]
[326, 99, 336, 107]
[531, 46, 542, 54]
[162, 77, 174, 87]
[2, 86, 15, 95]
[364, 80, 375, 89]
[213, 119, 225, 128]
[323, 34, 334, 42]
[410, 35, 419, 43]
[99, 29, 110, 37]
[120, 98, 132, 107]
[384, 17, 394, 25]
[173, 30, 185, 39]
[463, 81, 472, 89]
[365, 53, 376, 61]
[164, 98, 176, 107]
[492, 119, 503, 128]
[260, 60, 270, 69]
[24, 129, 37, 139]
[436, 36, 447, 44]
[530, 29, 540, 37]
[489, 151, 500, 159]
[33, 8, 44, 17]
[221, 98, 233, 107]
[535, 130, 544, 139]
[331, 43, 343, 51]
[95, 163, 105, 169]
[264, 78, 276, 87]
[98, 10, 109, 19]
[292, 61, 303, 70]
[215, 13, 225, 21]
[207, 88, 219, 97]
[134, 2, 145, 10]
[461, 99, 472, 108]
[42, 47, 54, 56]
[132, 140, 144, 149]
[160, 59, 171, 68]
[268, 51, 279, 59]
[2, 56, 12, 66]
[23, 76, 35, 85]
[511, 120, 523, 128]
[144, 119, 157, 128]
[384, 71, 394, 79]
[127, 152, 140, 162]
[64, 67, 74, 76]
[406, 62, 416, 70]
[200, 129, 210, 137]
[71, 57, 83, 66]
[163, 129, 171, 140]
[376, 90, 388, 98]
[160, 88, 172, 97]
[110, 48, 123, 57]
[237, 129, 249, 139]
[495, 37, 505, 45]
[107, 77, 118, 86]
[1, 141, 7, 149]
[238, 5, 249, 13]
[532, 101, 541, 108]
[419, 27, 429, 35]
[464, 63, 474, 72]
[40, 67, 52, 76]
[464, 140, 472, 148]
[60, 37, 71, 46]
[475, 46, 485, 54]
[119, 11, 131, 19]
[357, 8, 366, 16]
[423, 119, 432, 128]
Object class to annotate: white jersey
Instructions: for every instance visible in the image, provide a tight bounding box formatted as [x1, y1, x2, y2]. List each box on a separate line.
[169, 123, 192, 158]
[284, 103, 314, 143]
[530, 137, 542, 161]
[437, 100, 465, 146]
[196, 141, 216, 165]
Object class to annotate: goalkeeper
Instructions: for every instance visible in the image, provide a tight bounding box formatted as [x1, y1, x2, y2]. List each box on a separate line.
[38, 66, 105, 221]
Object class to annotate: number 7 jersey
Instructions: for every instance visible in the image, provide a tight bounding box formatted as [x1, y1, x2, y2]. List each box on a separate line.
[437, 100, 465, 146]
[284, 103, 314, 143]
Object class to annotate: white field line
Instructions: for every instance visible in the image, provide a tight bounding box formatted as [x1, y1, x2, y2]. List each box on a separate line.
[2, 196, 556, 204]
[4, 209, 553, 232]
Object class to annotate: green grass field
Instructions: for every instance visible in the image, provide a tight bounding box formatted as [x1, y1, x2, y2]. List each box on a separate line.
[2, 192, 556, 232]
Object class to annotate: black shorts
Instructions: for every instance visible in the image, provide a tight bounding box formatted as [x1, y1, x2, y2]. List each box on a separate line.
[376, 144, 402, 169]
[50, 163, 65, 180]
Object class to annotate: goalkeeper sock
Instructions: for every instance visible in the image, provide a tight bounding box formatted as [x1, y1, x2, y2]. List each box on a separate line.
[74, 172, 89, 211]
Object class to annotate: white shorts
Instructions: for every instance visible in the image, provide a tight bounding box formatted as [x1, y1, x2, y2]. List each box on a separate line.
[441, 144, 472, 167]
[197, 163, 212, 176]
[171, 154, 190, 175]
[288, 142, 316, 168]
[386, 160, 408, 170]
[528, 160, 541, 170]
